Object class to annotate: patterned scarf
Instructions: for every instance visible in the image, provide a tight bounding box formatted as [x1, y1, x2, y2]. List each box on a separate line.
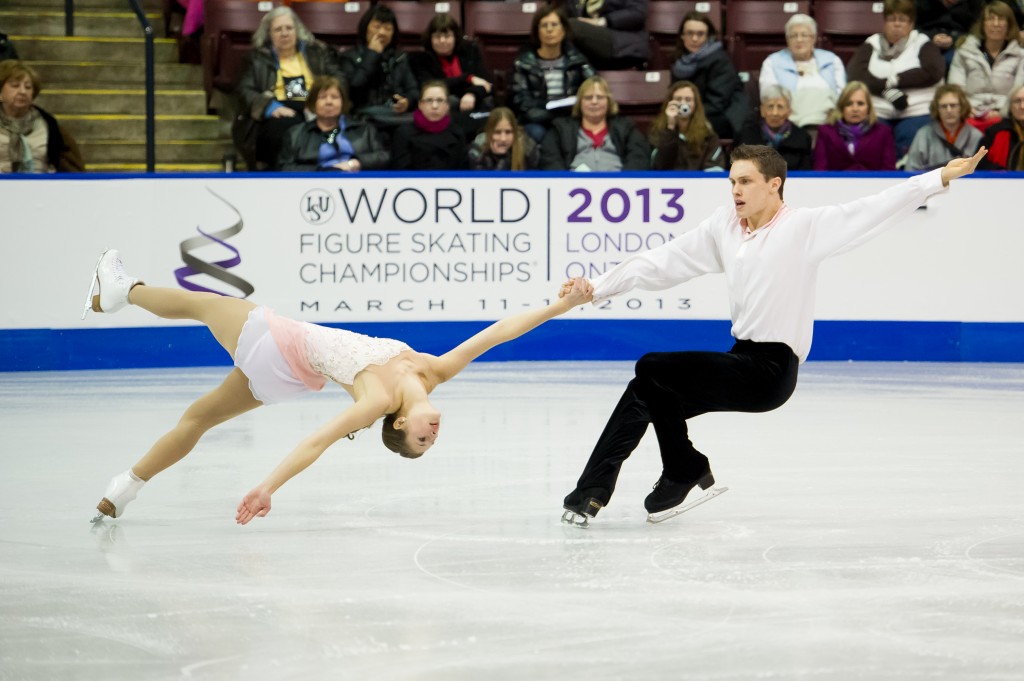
[0, 104, 40, 173]
[762, 120, 793, 148]
[836, 120, 870, 155]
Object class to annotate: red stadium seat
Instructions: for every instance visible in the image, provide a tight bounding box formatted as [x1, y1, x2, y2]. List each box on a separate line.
[291, 1, 371, 49]
[600, 69, 671, 135]
[814, 0, 885, 65]
[463, 1, 538, 75]
[723, 0, 811, 72]
[202, 0, 286, 98]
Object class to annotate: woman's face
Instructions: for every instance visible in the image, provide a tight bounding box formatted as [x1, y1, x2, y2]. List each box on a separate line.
[269, 14, 297, 53]
[580, 83, 610, 122]
[983, 11, 1009, 42]
[1011, 90, 1024, 123]
[786, 23, 816, 61]
[419, 86, 449, 122]
[843, 88, 870, 124]
[681, 19, 710, 53]
[761, 96, 792, 129]
[366, 18, 395, 48]
[431, 30, 455, 57]
[314, 86, 343, 120]
[936, 92, 963, 128]
[537, 12, 565, 50]
[670, 86, 696, 120]
[882, 13, 913, 44]
[489, 118, 515, 155]
[0, 75, 34, 118]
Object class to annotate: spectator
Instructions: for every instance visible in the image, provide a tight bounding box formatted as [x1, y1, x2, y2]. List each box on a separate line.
[847, 0, 946, 160]
[277, 76, 389, 172]
[540, 74, 650, 171]
[948, 1, 1024, 133]
[648, 80, 725, 171]
[0, 60, 84, 173]
[813, 81, 898, 170]
[339, 4, 419, 133]
[468, 107, 540, 170]
[231, 6, 343, 170]
[905, 84, 984, 169]
[409, 13, 494, 118]
[559, 0, 650, 70]
[0, 31, 17, 61]
[759, 14, 846, 132]
[511, 5, 596, 143]
[390, 81, 468, 170]
[670, 11, 755, 140]
[916, 0, 984, 64]
[738, 84, 813, 170]
[979, 83, 1024, 169]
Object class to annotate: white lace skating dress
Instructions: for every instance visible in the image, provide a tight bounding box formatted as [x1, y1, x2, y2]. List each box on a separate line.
[234, 307, 411, 404]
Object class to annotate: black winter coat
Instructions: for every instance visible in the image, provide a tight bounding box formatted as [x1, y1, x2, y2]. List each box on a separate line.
[408, 41, 495, 109]
[339, 44, 419, 112]
[278, 116, 390, 171]
[539, 116, 650, 170]
[390, 121, 468, 170]
[235, 41, 343, 121]
[511, 44, 596, 125]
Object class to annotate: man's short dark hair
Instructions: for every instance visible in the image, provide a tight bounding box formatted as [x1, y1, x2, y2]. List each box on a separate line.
[730, 144, 788, 200]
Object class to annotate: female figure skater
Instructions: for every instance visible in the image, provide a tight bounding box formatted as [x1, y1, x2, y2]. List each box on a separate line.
[83, 250, 592, 524]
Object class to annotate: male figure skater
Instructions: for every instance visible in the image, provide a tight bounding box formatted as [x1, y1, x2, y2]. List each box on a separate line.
[560, 143, 988, 525]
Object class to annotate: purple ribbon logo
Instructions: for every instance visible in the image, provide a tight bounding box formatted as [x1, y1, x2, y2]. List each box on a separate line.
[174, 189, 255, 298]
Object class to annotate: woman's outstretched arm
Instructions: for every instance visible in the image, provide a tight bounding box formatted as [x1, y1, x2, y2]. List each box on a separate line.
[235, 392, 390, 525]
[430, 278, 593, 384]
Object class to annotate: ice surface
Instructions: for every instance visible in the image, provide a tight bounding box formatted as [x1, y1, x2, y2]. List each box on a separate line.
[1, 362, 1023, 680]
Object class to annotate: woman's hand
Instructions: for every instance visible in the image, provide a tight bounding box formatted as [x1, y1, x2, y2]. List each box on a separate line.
[941, 146, 987, 186]
[236, 486, 271, 525]
[664, 100, 679, 128]
[335, 158, 361, 172]
[271, 107, 296, 119]
[392, 95, 409, 113]
[470, 76, 492, 93]
[460, 93, 476, 112]
[558, 277, 594, 306]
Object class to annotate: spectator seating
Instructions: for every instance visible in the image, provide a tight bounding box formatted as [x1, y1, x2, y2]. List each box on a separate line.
[646, 0, 723, 70]
[463, 1, 538, 75]
[723, 0, 811, 72]
[291, 1, 372, 49]
[600, 69, 672, 135]
[202, 0, 286, 101]
[384, 1, 463, 50]
[814, 0, 885, 64]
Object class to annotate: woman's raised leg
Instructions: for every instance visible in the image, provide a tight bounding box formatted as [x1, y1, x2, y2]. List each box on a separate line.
[128, 286, 255, 358]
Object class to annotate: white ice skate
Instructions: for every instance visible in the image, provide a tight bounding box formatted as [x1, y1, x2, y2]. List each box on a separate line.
[81, 249, 141, 319]
[91, 470, 146, 522]
[646, 485, 729, 524]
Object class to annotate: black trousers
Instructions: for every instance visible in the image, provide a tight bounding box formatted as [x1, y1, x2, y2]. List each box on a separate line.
[572, 340, 799, 503]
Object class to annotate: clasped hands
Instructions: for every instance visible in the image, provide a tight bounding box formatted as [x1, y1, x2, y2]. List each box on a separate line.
[558, 277, 594, 306]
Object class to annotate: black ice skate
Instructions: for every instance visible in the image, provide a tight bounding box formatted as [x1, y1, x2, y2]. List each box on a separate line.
[561, 487, 608, 528]
[644, 472, 728, 524]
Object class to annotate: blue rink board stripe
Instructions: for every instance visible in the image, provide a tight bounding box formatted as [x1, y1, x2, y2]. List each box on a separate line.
[2, 320, 1022, 371]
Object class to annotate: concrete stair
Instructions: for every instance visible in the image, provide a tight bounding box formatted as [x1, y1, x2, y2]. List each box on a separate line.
[3, 0, 233, 172]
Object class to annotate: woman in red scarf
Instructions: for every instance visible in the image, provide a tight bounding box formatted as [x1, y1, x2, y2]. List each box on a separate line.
[390, 81, 468, 170]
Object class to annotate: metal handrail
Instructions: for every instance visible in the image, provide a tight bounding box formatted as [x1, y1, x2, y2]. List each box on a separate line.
[126, 0, 156, 172]
[64, 0, 74, 36]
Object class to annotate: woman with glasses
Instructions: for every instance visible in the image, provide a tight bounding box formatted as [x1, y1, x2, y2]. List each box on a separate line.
[277, 76, 389, 172]
[758, 14, 846, 134]
[539, 75, 649, 171]
[670, 11, 754, 140]
[905, 84, 983, 170]
[390, 81, 468, 170]
[948, 1, 1024, 133]
[847, 0, 946, 160]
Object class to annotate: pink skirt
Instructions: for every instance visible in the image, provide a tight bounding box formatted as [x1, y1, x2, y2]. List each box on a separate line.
[234, 307, 312, 405]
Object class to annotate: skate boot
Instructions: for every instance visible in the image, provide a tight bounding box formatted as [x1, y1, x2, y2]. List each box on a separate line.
[82, 249, 143, 319]
[561, 487, 608, 528]
[645, 471, 728, 524]
[92, 469, 146, 522]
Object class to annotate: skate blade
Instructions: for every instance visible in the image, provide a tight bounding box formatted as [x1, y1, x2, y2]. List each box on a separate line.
[561, 510, 590, 528]
[90, 512, 106, 524]
[646, 486, 729, 524]
[81, 250, 107, 319]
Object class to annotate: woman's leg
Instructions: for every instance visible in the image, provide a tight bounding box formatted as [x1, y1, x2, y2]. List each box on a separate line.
[128, 286, 255, 358]
[131, 367, 262, 480]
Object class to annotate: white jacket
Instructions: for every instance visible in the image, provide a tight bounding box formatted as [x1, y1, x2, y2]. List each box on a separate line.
[948, 35, 1024, 117]
[864, 30, 942, 119]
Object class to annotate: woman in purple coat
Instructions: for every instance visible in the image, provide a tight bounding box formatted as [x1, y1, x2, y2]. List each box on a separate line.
[813, 81, 897, 171]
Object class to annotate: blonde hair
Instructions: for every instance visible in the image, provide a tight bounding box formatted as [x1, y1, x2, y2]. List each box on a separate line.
[829, 81, 877, 125]
[572, 76, 619, 118]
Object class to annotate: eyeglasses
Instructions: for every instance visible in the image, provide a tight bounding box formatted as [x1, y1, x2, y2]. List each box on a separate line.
[683, 30, 707, 38]
[539, 21, 563, 30]
[421, 97, 446, 106]
[937, 103, 961, 109]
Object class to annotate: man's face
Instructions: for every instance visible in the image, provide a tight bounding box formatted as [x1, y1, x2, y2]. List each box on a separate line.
[729, 160, 778, 220]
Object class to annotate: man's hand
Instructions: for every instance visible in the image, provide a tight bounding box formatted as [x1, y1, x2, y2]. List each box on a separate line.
[558, 277, 593, 306]
[941, 146, 987, 186]
[236, 487, 271, 525]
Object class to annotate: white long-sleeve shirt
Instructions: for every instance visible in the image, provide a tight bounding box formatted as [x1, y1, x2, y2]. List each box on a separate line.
[591, 169, 948, 362]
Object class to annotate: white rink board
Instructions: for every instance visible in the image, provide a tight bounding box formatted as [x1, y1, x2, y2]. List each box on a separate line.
[1, 173, 1020, 330]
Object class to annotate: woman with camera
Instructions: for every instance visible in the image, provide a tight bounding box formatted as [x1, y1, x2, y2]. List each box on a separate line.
[648, 80, 726, 171]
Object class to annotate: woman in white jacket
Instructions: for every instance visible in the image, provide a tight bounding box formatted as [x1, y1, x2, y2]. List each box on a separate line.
[948, 0, 1024, 132]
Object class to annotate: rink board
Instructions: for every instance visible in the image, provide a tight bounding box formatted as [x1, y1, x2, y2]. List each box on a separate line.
[1, 171, 1021, 370]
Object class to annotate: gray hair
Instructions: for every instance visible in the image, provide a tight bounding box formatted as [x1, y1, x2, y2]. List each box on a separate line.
[760, 84, 793, 105]
[251, 7, 315, 48]
[785, 13, 817, 38]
